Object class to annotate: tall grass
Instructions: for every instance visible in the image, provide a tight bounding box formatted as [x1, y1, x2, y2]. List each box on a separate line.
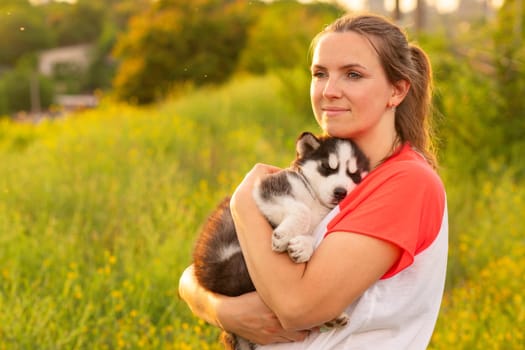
[0, 73, 523, 349]
[0, 74, 316, 349]
[430, 167, 525, 349]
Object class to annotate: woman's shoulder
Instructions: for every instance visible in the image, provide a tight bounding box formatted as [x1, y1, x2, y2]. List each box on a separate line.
[349, 145, 445, 210]
[373, 144, 443, 187]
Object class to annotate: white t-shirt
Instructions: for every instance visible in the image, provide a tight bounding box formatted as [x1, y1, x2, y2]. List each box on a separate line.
[257, 144, 448, 350]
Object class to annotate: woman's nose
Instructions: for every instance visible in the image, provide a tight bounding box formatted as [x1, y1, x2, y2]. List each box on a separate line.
[323, 77, 343, 98]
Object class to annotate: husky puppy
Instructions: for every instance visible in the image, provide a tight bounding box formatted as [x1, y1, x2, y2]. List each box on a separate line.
[192, 132, 369, 350]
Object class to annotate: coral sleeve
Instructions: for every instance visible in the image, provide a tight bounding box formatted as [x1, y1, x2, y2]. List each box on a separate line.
[325, 146, 446, 278]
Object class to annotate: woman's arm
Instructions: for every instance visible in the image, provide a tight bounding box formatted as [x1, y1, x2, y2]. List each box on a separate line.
[230, 164, 402, 330]
[178, 265, 310, 345]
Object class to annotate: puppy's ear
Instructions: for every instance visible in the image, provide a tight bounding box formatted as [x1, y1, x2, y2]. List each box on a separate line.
[296, 132, 321, 158]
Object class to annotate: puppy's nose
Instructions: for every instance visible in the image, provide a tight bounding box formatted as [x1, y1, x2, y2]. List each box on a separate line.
[333, 188, 347, 202]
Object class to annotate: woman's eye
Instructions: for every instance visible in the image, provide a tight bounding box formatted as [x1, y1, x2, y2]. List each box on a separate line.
[312, 71, 326, 78]
[347, 71, 362, 79]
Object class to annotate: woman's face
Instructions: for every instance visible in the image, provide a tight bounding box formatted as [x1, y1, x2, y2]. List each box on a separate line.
[310, 32, 398, 142]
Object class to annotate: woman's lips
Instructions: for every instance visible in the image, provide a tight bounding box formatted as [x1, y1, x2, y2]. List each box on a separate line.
[322, 107, 349, 117]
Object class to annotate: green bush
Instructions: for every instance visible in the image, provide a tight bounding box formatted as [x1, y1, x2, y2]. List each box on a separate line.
[0, 68, 54, 115]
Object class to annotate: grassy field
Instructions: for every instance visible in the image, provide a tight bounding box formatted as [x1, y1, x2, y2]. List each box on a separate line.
[0, 74, 523, 349]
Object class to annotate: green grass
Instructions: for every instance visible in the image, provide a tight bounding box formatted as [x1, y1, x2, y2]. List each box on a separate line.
[0, 73, 523, 349]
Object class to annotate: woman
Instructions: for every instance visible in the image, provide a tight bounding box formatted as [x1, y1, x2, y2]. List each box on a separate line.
[179, 13, 448, 349]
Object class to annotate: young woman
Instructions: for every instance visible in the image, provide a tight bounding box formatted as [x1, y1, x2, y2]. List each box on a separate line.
[179, 13, 448, 349]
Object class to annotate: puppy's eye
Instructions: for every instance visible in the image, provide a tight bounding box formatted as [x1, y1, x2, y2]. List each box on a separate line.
[321, 160, 332, 170]
[348, 171, 362, 184]
[319, 160, 337, 175]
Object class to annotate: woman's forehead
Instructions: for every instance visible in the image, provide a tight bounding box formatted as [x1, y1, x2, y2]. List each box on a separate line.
[312, 32, 381, 67]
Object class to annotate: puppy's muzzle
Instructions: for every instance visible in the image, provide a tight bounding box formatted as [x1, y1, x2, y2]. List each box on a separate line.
[333, 187, 348, 203]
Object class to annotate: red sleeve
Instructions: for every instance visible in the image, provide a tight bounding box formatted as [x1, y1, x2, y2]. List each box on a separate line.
[325, 155, 446, 278]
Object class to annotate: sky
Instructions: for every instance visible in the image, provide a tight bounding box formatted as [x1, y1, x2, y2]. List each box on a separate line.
[340, 0, 504, 13]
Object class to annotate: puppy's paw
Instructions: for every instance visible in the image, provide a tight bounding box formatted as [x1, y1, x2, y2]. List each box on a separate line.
[322, 312, 349, 330]
[272, 229, 290, 252]
[287, 235, 314, 263]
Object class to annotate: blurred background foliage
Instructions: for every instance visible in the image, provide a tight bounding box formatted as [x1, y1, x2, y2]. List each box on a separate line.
[0, 0, 523, 175]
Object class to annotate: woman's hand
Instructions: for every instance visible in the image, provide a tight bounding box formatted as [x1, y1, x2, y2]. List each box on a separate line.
[178, 265, 310, 345]
[230, 163, 281, 207]
[217, 291, 311, 345]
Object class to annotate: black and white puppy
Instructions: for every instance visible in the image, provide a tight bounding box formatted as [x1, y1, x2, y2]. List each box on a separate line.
[192, 132, 369, 350]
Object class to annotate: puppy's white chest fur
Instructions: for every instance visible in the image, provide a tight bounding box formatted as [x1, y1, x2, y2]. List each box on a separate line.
[253, 172, 329, 263]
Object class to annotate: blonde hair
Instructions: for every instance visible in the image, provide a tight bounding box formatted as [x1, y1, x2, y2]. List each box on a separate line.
[312, 14, 437, 168]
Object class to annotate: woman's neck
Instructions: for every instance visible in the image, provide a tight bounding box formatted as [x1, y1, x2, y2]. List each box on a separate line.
[361, 137, 400, 170]
[353, 119, 400, 170]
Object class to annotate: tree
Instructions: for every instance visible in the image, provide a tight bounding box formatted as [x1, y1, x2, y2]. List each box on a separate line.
[0, 61, 54, 115]
[237, 1, 342, 74]
[393, 0, 402, 21]
[414, 0, 426, 33]
[112, 0, 253, 104]
[493, 0, 525, 167]
[0, 3, 52, 66]
[43, 0, 105, 47]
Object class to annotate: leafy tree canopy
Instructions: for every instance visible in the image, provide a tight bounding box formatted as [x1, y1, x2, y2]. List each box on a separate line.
[111, 0, 344, 104]
[45, 0, 105, 47]
[0, 3, 52, 66]
[112, 0, 254, 104]
[238, 0, 343, 74]
[493, 0, 525, 156]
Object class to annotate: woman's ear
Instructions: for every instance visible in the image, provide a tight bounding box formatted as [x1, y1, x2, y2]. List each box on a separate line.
[388, 79, 410, 108]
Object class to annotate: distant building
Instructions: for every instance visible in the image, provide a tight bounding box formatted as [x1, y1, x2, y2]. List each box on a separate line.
[56, 94, 99, 110]
[38, 44, 92, 76]
[36, 44, 98, 114]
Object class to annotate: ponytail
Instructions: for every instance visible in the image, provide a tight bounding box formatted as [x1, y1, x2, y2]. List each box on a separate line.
[395, 45, 436, 168]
